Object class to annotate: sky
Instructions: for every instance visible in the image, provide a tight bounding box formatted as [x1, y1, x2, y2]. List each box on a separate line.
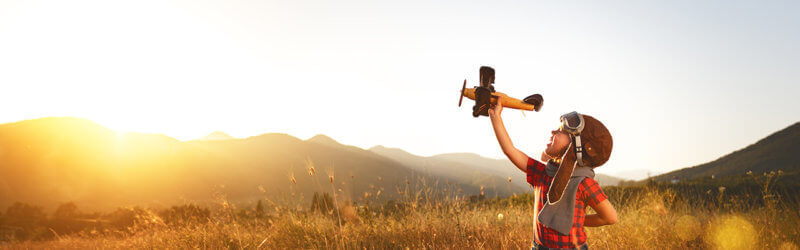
[1, 0, 798, 180]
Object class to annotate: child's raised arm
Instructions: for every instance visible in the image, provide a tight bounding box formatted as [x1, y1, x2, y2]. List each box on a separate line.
[489, 96, 529, 172]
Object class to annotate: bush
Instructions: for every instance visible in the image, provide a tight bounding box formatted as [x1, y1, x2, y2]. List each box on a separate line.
[1, 202, 50, 241]
[103, 207, 164, 232]
[160, 204, 210, 225]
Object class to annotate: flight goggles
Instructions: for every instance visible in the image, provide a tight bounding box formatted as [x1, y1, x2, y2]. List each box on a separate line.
[560, 111, 585, 135]
[560, 111, 586, 166]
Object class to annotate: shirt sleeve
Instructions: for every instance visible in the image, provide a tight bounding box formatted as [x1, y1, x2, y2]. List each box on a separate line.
[581, 178, 608, 207]
[525, 157, 547, 186]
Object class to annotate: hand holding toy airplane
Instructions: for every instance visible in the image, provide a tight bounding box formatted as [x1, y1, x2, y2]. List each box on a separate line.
[458, 66, 543, 117]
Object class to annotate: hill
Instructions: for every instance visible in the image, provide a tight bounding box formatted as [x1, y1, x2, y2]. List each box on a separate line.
[306, 134, 342, 146]
[196, 131, 235, 141]
[0, 117, 502, 211]
[654, 122, 800, 182]
[431, 152, 626, 187]
[369, 146, 527, 195]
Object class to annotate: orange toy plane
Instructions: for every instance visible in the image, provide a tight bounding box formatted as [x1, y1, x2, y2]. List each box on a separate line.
[458, 66, 543, 117]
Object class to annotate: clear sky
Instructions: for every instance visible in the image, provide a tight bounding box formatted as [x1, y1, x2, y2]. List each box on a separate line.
[1, 0, 798, 179]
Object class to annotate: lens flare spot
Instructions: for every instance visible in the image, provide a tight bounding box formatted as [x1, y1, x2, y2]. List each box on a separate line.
[708, 216, 757, 250]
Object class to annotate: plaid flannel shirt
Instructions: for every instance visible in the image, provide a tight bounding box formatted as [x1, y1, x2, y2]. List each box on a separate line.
[526, 157, 607, 249]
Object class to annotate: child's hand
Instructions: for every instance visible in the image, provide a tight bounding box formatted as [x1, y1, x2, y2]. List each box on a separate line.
[489, 96, 503, 119]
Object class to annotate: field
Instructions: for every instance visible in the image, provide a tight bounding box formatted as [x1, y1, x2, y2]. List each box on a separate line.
[2, 171, 799, 249]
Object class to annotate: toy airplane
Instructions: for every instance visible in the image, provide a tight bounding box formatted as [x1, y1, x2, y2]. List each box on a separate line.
[458, 66, 544, 117]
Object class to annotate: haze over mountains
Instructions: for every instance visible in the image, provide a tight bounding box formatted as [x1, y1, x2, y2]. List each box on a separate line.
[7, 117, 792, 212]
[369, 146, 626, 190]
[0, 117, 535, 211]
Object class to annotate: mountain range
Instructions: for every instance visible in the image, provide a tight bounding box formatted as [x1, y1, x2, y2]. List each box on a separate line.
[0, 117, 543, 211]
[8, 117, 793, 212]
[369, 146, 625, 190]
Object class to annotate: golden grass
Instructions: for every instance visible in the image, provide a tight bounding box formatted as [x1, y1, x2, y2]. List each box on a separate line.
[3, 186, 799, 250]
[3, 170, 799, 249]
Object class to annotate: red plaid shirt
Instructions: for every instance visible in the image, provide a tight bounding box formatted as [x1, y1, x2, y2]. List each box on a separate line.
[526, 157, 607, 249]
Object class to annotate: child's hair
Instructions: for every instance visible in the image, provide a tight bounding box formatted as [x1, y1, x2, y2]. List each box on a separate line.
[561, 115, 613, 168]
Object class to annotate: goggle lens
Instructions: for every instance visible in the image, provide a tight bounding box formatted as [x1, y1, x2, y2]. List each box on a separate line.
[560, 111, 584, 134]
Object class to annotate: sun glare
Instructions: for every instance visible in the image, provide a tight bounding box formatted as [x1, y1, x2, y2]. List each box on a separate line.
[709, 215, 757, 249]
[113, 131, 127, 156]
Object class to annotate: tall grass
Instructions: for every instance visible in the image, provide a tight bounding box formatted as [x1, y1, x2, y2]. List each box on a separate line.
[2, 171, 799, 249]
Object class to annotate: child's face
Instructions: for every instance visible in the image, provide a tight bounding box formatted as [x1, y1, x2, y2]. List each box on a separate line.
[545, 128, 571, 158]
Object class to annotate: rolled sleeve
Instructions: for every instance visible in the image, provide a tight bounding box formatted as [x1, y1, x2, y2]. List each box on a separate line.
[526, 157, 548, 186]
[581, 178, 608, 207]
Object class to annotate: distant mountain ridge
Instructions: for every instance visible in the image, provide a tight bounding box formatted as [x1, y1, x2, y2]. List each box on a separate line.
[307, 134, 341, 146]
[369, 146, 528, 194]
[369, 146, 627, 188]
[197, 131, 235, 141]
[654, 122, 800, 181]
[0, 117, 531, 211]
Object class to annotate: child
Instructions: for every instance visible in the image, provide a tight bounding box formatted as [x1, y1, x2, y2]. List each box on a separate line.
[489, 97, 617, 250]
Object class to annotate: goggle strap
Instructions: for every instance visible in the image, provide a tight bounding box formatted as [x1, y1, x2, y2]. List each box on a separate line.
[574, 135, 584, 167]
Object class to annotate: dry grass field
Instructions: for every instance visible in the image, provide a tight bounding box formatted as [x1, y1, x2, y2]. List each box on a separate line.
[2, 172, 799, 250]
